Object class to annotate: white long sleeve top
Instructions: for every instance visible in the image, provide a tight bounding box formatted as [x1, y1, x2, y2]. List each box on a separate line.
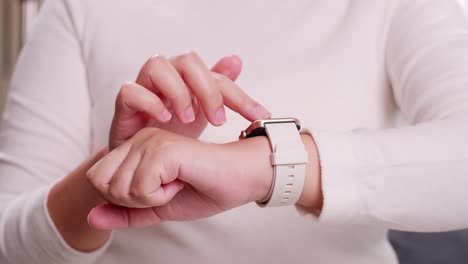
[1, 0, 468, 263]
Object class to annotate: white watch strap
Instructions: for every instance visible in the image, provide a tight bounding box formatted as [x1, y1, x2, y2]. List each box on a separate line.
[258, 122, 308, 207]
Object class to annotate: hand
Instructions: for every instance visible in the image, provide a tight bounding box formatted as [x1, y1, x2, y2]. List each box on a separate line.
[87, 127, 274, 229]
[109, 53, 271, 150]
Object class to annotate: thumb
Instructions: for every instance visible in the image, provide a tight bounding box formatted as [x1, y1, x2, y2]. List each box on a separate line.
[88, 180, 184, 230]
[211, 55, 242, 81]
[88, 204, 162, 230]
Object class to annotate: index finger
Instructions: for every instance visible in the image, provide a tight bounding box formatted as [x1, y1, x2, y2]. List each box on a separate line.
[211, 72, 271, 122]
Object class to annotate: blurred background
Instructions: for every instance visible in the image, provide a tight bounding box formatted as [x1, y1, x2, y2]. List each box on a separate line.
[0, 0, 42, 112]
[1, 1, 468, 263]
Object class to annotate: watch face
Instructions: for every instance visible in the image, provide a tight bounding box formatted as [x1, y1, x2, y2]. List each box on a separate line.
[239, 117, 301, 139]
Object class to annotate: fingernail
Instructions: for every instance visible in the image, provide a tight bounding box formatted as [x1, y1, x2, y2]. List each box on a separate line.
[183, 106, 196, 123]
[160, 108, 172, 122]
[254, 105, 271, 119]
[215, 107, 226, 125]
[87, 208, 95, 225]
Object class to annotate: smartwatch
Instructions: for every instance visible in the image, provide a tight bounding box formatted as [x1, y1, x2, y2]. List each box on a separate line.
[239, 118, 308, 207]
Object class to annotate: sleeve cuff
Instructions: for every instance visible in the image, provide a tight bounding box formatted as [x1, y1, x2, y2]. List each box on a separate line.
[41, 184, 112, 263]
[299, 127, 368, 225]
[2, 185, 111, 263]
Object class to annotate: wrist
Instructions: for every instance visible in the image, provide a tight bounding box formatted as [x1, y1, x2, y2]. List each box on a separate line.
[228, 133, 322, 210]
[47, 147, 111, 252]
[224, 136, 274, 203]
[297, 133, 323, 210]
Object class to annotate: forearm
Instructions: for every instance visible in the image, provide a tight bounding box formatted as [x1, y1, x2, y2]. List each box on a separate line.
[308, 118, 468, 231]
[47, 147, 111, 252]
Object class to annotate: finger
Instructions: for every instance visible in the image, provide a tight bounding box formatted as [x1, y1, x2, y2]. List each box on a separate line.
[87, 143, 132, 198]
[135, 55, 195, 124]
[88, 180, 184, 230]
[110, 83, 172, 150]
[171, 52, 226, 126]
[115, 82, 172, 123]
[212, 72, 271, 121]
[106, 148, 143, 207]
[129, 149, 181, 207]
[143, 181, 185, 207]
[88, 204, 160, 230]
[211, 55, 243, 81]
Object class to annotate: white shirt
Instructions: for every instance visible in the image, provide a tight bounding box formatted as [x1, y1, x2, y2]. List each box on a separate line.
[1, 0, 468, 263]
